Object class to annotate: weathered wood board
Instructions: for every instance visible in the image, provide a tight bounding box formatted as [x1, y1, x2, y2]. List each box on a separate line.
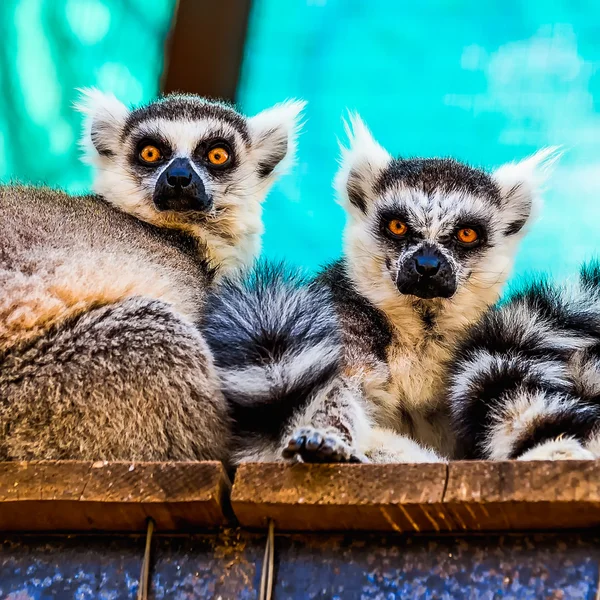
[231, 460, 600, 532]
[2, 460, 600, 533]
[0, 461, 230, 532]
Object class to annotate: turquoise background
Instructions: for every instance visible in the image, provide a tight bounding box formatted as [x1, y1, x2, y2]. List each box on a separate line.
[238, 1, 600, 280]
[0, 0, 175, 190]
[2, 0, 600, 281]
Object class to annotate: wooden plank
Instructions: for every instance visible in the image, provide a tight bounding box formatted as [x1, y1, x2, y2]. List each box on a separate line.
[0, 461, 230, 532]
[444, 460, 600, 531]
[231, 462, 449, 532]
[231, 461, 600, 532]
[162, 0, 252, 101]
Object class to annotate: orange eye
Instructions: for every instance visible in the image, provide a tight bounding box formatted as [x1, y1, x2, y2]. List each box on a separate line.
[457, 228, 479, 244]
[139, 145, 161, 163]
[207, 147, 230, 166]
[387, 219, 408, 237]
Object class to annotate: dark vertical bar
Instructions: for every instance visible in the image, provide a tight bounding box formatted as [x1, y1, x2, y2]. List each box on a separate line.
[161, 0, 253, 102]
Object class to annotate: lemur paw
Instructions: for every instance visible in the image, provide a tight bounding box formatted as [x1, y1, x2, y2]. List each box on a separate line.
[282, 427, 366, 464]
[518, 437, 595, 461]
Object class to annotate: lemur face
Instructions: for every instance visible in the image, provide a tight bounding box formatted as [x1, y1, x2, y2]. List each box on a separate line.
[78, 90, 304, 271]
[336, 115, 557, 309]
[367, 158, 507, 300]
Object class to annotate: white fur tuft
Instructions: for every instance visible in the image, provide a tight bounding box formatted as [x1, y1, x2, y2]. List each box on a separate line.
[518, 437, 594, 461]
[493, 146, 562, 228]
[75, 87, 129, 165]
[247, 99, 306, 180]
[335, 112, 391, 215]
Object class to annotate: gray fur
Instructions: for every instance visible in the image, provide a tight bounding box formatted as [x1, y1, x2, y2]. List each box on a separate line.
[0, 185, 230, 461]
[1, 296, 228, 461]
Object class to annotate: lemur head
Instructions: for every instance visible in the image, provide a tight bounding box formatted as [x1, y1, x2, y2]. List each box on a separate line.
[78, 90, 305, 273]
[336, 115, 559, 325]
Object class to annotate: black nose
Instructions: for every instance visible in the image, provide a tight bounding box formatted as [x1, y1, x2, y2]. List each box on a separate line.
[414, 254, 440, 277]
[166, 166, 193, 189]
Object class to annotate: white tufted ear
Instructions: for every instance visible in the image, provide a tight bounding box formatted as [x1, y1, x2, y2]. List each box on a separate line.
[247, 99, 306, 180]
[335, 113, 392, 216]
[493, 146, 562, 236]
[76, 88, 130, 163]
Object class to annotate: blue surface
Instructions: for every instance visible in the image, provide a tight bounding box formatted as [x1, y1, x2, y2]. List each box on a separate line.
[2, 532, 599, 599]
[238, 0, 600, 281]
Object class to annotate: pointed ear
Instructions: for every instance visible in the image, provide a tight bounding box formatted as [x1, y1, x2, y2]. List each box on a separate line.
[75, 88, 129, 163]
[247, 99, 306, 179]
[335, 113, 392, 215]
[493, 147, 561, 236]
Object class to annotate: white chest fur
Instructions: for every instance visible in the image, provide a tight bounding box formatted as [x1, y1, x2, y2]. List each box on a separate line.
[385, 332, 452, 411]
[363, 328, 456, 456]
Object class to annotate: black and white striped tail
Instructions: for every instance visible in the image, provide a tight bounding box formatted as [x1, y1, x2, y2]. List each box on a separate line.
[201, 261, 342, 453]
[449, 267, 600, 460]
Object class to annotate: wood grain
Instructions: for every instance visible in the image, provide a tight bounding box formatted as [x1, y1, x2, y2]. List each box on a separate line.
[3, 460, 599, 534]
[0, 461, 230, 532]
[231, 461, 600, 532]
[444, 460, 600, 531]
[231, 462, 448, 532]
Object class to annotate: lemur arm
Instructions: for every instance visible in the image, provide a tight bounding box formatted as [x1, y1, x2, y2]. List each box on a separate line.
[281, 363, 444, 464]
[281, 372, 371, 463]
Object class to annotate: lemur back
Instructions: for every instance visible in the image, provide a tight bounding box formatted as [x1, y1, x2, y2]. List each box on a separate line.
[0, 186, 209, 343]
[449, 262, 600, 462]
[0, 92, 303, 462]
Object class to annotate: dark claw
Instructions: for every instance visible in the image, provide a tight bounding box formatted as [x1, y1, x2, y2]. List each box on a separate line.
[289, 435, 304, 451]
[320, 439, 336, 456]
[282, 428, 361, 464]
[306, 432, 323, 451]
[282, 435, 303, 458]
[281, 447, 296, 459]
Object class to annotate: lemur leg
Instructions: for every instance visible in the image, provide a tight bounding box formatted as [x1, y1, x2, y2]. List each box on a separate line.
[518, 437, 594, 461]
[0, 297, 231, 462]
[282, 376, 371, 463]
[363, 427, 445, 463]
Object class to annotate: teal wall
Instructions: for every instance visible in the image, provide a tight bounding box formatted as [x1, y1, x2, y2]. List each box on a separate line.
[2, 0, 599, 282]
[237, 0, 600, 280]
[0, 0, 175, 191]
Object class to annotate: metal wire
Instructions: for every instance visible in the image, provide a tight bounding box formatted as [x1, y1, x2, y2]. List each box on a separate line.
[259, 519, 276, 600]
[137, 517, 155, 600]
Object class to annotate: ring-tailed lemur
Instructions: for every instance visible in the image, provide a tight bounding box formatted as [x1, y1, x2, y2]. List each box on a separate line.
[449, 263, 600, 461]
[203, 115, 557, 464]
[0, 91, 304, 462]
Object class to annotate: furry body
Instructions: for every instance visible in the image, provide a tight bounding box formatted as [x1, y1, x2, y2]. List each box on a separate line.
[0, 92, 303, 461]
[0, 186, 229, 461]
[449, 263, 600, 461]
[278, 118, 554, 464]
